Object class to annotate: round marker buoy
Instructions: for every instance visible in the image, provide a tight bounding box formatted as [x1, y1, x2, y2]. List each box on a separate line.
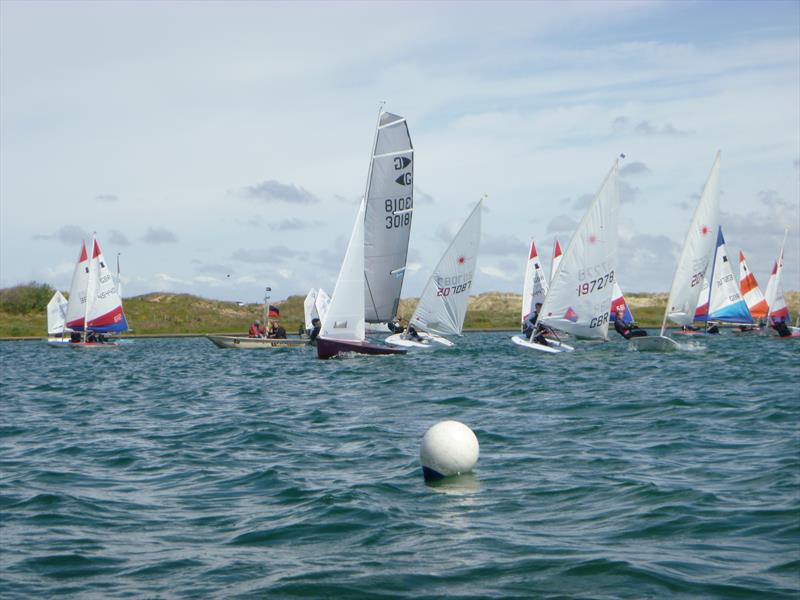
[420, 420, 479, 481]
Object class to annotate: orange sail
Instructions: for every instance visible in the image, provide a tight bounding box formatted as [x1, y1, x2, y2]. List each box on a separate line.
[738, 250, 768, 318]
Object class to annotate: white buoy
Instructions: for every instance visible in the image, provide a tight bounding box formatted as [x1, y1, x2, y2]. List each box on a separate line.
[420, 420, 479, 481]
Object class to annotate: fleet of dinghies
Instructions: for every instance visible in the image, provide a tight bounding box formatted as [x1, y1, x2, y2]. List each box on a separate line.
[43, 113, 796, 353]
[48, 234, 129, 347]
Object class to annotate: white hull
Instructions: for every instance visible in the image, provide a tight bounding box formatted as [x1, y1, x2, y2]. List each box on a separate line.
[630, 335, 680, 352]
[385, 331, 455, 348]
[206, 335, 307, 349]
[510, 334, 574, 353]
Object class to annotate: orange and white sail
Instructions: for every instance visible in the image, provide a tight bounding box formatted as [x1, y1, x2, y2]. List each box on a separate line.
[738, 250, 768, 319]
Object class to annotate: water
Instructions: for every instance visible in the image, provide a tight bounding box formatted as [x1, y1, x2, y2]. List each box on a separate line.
[1, 332, 798, 599]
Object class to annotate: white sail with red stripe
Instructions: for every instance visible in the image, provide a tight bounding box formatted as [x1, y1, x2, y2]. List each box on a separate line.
[738, 250, 768, 319]
[65, 242, 90, 330]
[764, 233, 790, 323]
[85, 235, 129, 332]
[550, 238, 563, 284]
[521, 239, 548, 322]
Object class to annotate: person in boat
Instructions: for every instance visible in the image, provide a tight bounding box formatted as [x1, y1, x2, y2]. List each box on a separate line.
[388, 317, 405, 334]
[706, 323, 719, 334]
[405, 324, 423, 342]
[771, 318, 792, 338]
[613, 307, 647, 339]
[267, 320, 287, 339]
[70, 331, 81, 343]
[248, 320, 262, 338]
[308, 318, 321, 344]
[523, 303, 543, 339]
[522, 302, 554, 347]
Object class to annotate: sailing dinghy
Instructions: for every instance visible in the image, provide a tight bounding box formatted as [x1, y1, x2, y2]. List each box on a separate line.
[316, 197, 407, 359]
[386, 199, 482, 348]
[520, 239, 549, 325]
[512, 159, 620, 353]
[46, 290, 70, 344]
[694, 227, 753, 328]
[57, 235, 129, 347]
[763, 231, 799, 337]
[632, 152, 721, 351]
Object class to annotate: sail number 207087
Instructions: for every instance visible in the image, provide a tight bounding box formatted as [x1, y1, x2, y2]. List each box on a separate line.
[385, 197, 412, 229]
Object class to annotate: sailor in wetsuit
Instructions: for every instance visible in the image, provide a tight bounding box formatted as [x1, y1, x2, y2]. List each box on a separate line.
[406, 324, 423, 342]
[522, 302, 552, 346]
[613, 307, 647, 339]
[771, 318, 792, 338]
[308, 318, 322, 345]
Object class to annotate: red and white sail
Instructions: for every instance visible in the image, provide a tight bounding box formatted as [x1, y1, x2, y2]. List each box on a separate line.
[764, 241, 790, 323]
[65, 242, 90, 330]
[85, 236, 129, 332]
[521, 239, 548, 322]
[550, 238, 563, 284]
[738, 250, 768, 319]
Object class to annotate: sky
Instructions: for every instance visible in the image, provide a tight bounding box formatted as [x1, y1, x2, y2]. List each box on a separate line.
[1, 0, 798, 303]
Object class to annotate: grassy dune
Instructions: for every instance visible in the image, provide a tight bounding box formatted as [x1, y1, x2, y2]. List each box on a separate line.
[1, 283, 798, 338]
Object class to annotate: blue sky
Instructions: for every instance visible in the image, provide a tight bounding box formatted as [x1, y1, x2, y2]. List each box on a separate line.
[1, 0, 798, 302]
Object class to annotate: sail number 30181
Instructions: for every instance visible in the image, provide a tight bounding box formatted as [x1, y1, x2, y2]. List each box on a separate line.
[385, 197, 412, 229]
[576, 270, 614, 296]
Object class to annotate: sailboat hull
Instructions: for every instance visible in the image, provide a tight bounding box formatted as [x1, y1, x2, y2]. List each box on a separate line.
[316, 337, 407, 359]
[510, 334, 574, 353]
[207, 335, 307, 349]
[630, 335, 680, 352]
[385, 332, 454, 348]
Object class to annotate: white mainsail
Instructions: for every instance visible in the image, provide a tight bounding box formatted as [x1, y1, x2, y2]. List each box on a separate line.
[315, 288, 331, 326]
[661, 152, 721, 331]
[409, 200, 482, 337]
[65, 242, 90, 330]
[303, 288, 318, 330]
[364, 111, 414, 323]
[521, 240, 548, 322]
[539, 160, 620, 339]
[47, 291, 69, 335]
[321, 200, 366, 341]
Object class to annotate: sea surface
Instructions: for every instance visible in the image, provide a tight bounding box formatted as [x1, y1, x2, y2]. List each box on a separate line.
[1, 332, 798, 599]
